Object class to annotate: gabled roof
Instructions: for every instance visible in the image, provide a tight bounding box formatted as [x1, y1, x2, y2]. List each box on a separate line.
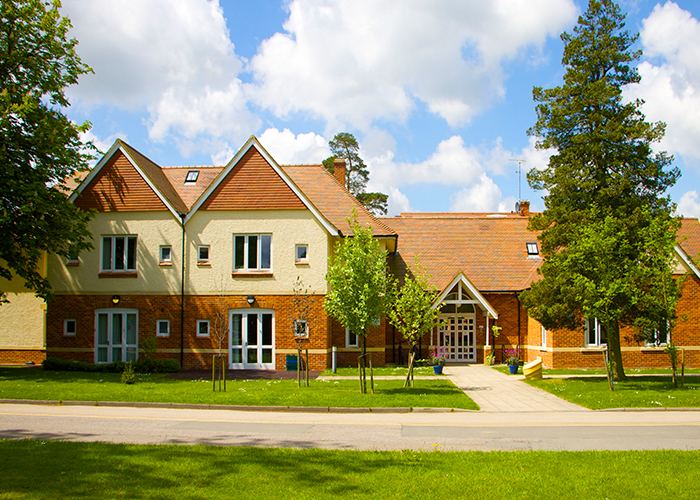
[435, 272, 499, 318]
[281, 164, 396, 237]
[384, 214, 541, 293]
[161, 166, 224, 210]
[70, 140, 188, 218]
[677, 218, 700, 279]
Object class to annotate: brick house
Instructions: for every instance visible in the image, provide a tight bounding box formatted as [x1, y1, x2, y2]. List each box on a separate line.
[2, 135, 699, 370]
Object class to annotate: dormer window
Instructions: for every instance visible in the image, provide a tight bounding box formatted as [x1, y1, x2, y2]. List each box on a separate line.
[526, 242, 539, 256]
[185, 170, 199, 183]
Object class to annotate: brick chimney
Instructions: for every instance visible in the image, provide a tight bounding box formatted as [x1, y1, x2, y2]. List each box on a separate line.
[519, 200, 530, 217]
[333, 158, 346, 187]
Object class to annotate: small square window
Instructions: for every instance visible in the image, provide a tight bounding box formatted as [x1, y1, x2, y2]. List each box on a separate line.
[160, 246, 172, 264]
[66, 255, 79, 265]
[526, 242, 539, 256]
[185, 170, 199, 183]
[198, 245, 210, 263]
[197, 320, 210, 337]
[64, 319, 76, 336]
[157, 320, 170, 337]
[294, 319, 309, 338]
[295, 244, 308, 263]
[346, 328, 358, 348]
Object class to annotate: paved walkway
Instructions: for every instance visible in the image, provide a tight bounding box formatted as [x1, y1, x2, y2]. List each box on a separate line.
[444, 364, 588, 412]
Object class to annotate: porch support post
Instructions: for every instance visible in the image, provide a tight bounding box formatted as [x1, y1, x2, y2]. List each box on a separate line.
[486, 313, 490, 347]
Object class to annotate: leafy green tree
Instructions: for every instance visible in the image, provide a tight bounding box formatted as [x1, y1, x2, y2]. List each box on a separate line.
[324, 132, 388, 215]
[519, 0, 681, 381]
[0, 0, 95, 302]
[325, 211, 393, 392]
[387, 257, 442, 388]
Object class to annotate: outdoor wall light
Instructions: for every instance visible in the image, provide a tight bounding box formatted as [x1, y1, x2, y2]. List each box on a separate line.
[111, 295, 120, 305]
[246, 295, 255, 305]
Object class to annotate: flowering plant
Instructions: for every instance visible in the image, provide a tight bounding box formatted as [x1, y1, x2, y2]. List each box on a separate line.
[503, 348, 520, 366]
[430, 346, 449, 367]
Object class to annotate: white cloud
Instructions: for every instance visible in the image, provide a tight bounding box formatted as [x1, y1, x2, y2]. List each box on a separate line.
[450, 174, 503, 212]
[62, 0, 258, 155]
[678, 191, 700, 218]
[80, 129, 123, 160]
[249, 0, 577, 130]
[387, 187, 412, 215]
[626, 2, 700, 159]
[258, 128, 330, 164]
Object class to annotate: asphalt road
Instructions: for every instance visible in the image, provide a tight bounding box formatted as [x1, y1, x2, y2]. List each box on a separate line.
[1, 403, 699, 451]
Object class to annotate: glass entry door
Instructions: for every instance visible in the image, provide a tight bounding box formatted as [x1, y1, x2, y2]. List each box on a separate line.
[95, 310, 138, 363]
[438, 314, 475, 362]
[230, 309, 275, 369]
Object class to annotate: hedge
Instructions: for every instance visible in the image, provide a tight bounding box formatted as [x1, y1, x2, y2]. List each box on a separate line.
[42, 357, 180, 374]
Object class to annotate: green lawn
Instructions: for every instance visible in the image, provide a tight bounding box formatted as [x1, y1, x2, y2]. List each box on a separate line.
[491, 365, 700, 376]
[525, 375, 700, 409]
[0, 367, 476, 410]
[2, 440, 700, 499]
[321, 365, 439, 376]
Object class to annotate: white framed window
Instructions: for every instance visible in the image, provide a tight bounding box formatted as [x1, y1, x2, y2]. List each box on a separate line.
[541, 325, 547, 347]
[198, 245, 210, 263]
[66, 254, 79, 265]
[64, 319, 77, 336]
[160, 246, 172, 264]
[233, 234, 272, 271]
[197, 320, 210, 337]
[645, 321, 669, 347]
[585, 317, 607, 346]
[294, 319, 309, 338]
[185, 170, 199, 183]
[526, 242, 539, 256]
[101, 236, 137, 272]
[346, 328, 359, 348]
[295, 244, 308, 263]
[156, 319, 170, 337]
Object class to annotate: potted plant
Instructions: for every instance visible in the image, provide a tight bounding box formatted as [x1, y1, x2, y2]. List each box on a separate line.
[430, 346, 448, 375]
[503, 348, 521, 374]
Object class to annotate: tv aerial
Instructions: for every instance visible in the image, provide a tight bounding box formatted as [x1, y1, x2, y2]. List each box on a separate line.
[509, 158, 527, 210]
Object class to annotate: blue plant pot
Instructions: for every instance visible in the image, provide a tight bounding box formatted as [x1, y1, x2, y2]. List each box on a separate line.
[433, 365, 443, 375]
[508, 364, 519, 375]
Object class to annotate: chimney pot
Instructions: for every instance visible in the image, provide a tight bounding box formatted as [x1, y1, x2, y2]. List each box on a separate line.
[333, 158, 346, 186]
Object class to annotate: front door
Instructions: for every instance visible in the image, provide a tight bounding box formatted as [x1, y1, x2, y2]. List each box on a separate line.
[230, 309, 275, 369]
[438, 314, 475, 362]
[95, 309, 138, 363]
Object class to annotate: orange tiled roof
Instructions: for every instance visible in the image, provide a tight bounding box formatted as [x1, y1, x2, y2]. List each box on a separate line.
[383, 214, 541, 292]
[161, 166, 224, 210]
[282, 164, 396, 237]
[678, 218, 700, 265]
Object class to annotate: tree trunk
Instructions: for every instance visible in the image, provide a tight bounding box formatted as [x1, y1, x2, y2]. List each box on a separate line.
[606, 320, 627, 381]
[361, 333, 367, 393]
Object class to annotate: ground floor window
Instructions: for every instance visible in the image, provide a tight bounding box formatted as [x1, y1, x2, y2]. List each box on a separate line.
[95, 309, 138, 363]
[644, 320, 669, 346]
[230, 309, 275, 369]
[585, 317, 606, 346]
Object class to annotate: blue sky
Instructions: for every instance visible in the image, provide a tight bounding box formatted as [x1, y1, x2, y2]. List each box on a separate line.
[61, 0, 700, 217]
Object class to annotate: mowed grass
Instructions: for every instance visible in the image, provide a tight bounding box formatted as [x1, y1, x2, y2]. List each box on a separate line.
[321, 365, 439, 376]
[0, 368, 476, 409]
[2, 440, 700, 499]
[525, 375, 700, 409]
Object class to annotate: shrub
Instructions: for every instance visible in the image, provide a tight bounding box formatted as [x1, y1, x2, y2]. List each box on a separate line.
[121, 362, 136, 384]
[133, 358, 180, 374]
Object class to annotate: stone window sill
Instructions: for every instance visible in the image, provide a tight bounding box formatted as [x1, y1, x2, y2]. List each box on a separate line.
[232, 271, 274, 278]
[99, 271, 138, 278]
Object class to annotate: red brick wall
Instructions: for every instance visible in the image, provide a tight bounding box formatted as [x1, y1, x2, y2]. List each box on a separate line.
[47, 293, 334, 370]
[0, 349, 46, 365]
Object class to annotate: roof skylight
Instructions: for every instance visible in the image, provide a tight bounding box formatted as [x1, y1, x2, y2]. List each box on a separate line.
[185, 170, 199, 183]
[526, 242, 539, 256]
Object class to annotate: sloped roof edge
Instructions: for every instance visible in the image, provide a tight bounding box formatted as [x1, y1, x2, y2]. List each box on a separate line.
[433, 272, 499, 319]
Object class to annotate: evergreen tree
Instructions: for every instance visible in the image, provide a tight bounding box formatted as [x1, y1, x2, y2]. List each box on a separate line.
[324, 132, 388, 215]
[519, 0, 681, 381]
[0, 0, 95, 302]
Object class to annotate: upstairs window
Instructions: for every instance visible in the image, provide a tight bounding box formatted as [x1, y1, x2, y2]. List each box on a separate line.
[295, 244, 308, 263]
[160, 246, 172, 264]
[102, 236, 137, 272]
[185, 170, 199, 183]
[526, 242, 539, 256]
[234, 234, 272, 271]
[198, 245, 210, 264]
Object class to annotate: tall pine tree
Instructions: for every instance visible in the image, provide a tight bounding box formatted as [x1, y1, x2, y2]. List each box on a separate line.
[519, 0, 681, 381]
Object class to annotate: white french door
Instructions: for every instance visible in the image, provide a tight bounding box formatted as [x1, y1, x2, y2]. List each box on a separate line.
[438, 314, 476, 362]
[229, 309, 275, 369]
[95, 309, 138, 363]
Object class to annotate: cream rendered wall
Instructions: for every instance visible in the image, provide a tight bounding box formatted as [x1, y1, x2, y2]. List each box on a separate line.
[48, 212, 183, 295]
[0, 254, 47, 348]
[186, 210, 329, 295]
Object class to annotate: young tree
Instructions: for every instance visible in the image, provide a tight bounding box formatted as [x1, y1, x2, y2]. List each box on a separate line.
[520, 0, 681, 381]
[323, 132, 388, 215]
[325, 211, 393, 392]
[387, 257, 442, 388]
[0, 0, 95, 303]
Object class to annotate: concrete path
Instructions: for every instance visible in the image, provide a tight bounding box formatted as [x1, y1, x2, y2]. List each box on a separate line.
[444, 364, 588, 412]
